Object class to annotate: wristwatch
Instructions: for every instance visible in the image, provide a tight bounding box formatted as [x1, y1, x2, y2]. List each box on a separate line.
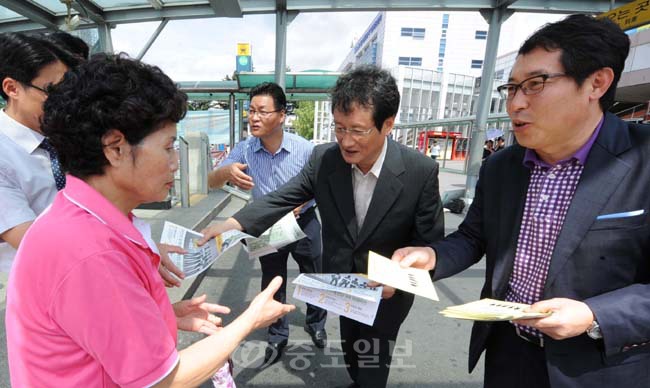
[587, 320, 603, 340]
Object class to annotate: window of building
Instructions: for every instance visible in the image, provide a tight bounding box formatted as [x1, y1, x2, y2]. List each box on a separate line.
[398, 57, 423, 66]
[475, 30, 488, 40]
[442, 14, 449, 29]
[494, 69, 504, 80]
[471, 59, 483, 69]
[401, 27, 426, 39]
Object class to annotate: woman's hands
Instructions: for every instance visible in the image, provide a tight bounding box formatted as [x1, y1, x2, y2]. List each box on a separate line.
[157, 243, 186, 287]
[173, 294, 231, 335]
[242, 276, 296, 331]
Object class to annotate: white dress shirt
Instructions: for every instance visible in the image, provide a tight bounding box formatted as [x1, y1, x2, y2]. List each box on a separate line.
[0, 109, 58, 272]
[351, 139, 388, 229]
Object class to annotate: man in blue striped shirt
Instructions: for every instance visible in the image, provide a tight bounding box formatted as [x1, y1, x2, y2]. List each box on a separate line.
[208, 82, 326, 365]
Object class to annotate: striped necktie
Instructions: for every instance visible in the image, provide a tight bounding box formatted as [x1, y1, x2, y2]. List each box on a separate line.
[39, 138, 66, 190]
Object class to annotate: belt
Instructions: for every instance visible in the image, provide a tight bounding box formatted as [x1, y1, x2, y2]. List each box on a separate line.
[297, 205, 316, 219]
[515, 325, 544, 347]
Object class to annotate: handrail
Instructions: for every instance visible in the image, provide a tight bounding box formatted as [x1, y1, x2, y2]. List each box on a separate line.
[392, 113, 513, 174]
[612, 103, 646, 117]
[393, 113, 510, 129]
[178, 136, 190, 208]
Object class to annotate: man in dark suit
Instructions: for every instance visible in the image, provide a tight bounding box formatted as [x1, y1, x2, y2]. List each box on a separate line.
[201, 65, 444, 387]
[393, 15, 650, 388]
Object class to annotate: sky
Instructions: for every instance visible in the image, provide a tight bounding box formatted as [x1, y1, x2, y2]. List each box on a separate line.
[110, 11, 566, 81]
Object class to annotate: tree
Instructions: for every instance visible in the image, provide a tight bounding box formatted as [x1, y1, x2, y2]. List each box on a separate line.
[187, 100, 211, 111]
[293, 101, 315, 140]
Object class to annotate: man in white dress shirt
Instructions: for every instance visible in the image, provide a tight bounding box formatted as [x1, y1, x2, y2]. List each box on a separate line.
[0, 33, 79, 271]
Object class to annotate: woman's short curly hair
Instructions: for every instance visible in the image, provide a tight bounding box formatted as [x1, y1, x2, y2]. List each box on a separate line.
[42, 53, 187, 178]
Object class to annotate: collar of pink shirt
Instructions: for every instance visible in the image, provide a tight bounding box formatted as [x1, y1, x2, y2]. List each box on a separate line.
[61, 175, 160, 260]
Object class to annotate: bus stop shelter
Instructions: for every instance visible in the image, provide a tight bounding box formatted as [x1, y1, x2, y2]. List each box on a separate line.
[0, 0, 636, 195]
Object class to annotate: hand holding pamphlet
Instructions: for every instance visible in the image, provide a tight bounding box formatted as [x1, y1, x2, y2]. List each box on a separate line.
[160, 222, 247, 278]
[366, 251, 439, 301]
[246, 211, 306, 258]
[440, 298, 552, 321]
[160, 212, 307, 278]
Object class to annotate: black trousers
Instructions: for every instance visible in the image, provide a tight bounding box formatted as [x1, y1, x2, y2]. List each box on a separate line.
[339, 316, 400, 388]
[259, 208, 327, 343]
[484, 322, 551, 388]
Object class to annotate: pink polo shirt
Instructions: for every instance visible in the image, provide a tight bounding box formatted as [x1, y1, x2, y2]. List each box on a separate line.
[6, 175, 179, 387]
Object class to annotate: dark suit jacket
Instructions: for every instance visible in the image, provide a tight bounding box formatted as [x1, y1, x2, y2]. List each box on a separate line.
[235, 138, 444, 332]
[433, 112, 650, 387]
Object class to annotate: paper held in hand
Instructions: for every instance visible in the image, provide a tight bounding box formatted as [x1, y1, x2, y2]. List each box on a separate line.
[292, 273, 382, 326]
[160, 213, 306, 278]
[440, 298, 552, 321]
[366, 251, 439, 301]
[246, 211, 306, 259]
[160, 222, 245, 278]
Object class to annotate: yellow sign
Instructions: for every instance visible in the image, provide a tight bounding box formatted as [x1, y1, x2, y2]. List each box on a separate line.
[237, 43, 251, 56]
[598, 0, 650, 31]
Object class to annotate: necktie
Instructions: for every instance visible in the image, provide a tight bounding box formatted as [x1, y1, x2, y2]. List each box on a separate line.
[39, 138, 66, 190]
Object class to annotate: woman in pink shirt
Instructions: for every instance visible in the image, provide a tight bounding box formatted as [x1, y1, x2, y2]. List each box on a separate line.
[6, 54, 294, 387]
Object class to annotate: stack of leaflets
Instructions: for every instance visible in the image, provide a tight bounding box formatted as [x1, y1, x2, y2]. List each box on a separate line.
[440, 299, 552, 321]
[292, 273, 382, 326]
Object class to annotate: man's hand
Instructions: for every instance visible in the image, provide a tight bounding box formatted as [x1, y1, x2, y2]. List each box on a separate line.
[157, 243, 186, 287]
[514, 298, 595, 340]
[226, 163, 254, 190]
[173, 294, 232, 335]
[243, 276, 295, 331]
[367, 281, 395, 299]
[197, 218, 243, 246]
[391, 246, 437, 271]
[292, 203, 305, 218]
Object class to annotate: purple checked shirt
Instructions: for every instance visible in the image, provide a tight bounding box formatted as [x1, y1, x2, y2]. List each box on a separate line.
[506, 117, 604, 337]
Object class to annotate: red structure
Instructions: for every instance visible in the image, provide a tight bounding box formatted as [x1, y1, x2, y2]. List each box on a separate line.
[417, 130, 468, 160]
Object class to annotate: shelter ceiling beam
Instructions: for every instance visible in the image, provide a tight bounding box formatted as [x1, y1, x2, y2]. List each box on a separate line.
[208, 0, 243, 17]
[0, 0, 638, 33]
[148, 0, 164, 10]
[494, 0, 518, 8]
[0, 0, 58, 30]
[72, 0, 106, 25]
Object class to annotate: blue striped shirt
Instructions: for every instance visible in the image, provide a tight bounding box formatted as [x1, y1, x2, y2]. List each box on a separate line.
[220, 132, 315, 209]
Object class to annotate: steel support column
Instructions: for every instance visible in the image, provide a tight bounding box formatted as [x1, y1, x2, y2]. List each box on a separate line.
[97, 23, 114, 53]
[274, 6, 288, 89]
[229, 93, 236, 149]
[137, 19, 168, 60]
[464, 7, 512, 199]
[238, 99, 245, 142]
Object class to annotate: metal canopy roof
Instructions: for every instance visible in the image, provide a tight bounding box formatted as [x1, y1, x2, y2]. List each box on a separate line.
[238, 71, 339, 91]
[0, 1, 635, 34]
[177, 71, 340, 100]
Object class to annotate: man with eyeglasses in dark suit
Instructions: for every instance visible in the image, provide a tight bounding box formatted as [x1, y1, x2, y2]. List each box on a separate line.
[201, 66, 444, 388]
[393, 14, 650, 388]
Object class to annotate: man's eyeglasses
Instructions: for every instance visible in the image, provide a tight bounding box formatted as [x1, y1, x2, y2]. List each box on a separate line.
[24, 83, 49, 95]
[330, 122, 375, 137]
[248, 109, 282, 118]
[497, 73, 566, 100]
